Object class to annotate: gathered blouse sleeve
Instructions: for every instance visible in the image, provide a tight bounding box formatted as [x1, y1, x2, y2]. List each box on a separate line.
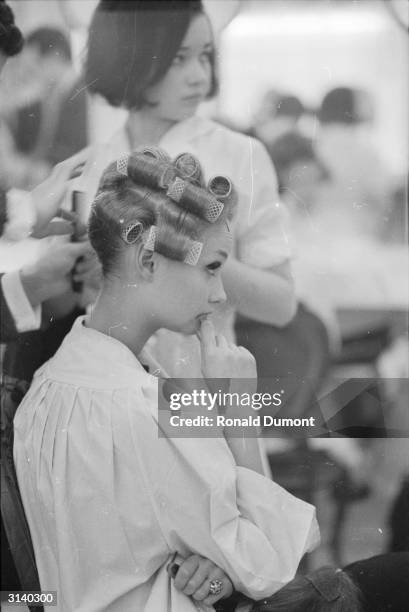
[233, 137, 292, 269]
[126, 383, 319, 600]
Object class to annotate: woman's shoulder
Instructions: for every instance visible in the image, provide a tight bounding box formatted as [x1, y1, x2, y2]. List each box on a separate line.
[35, 316, 157, 393]
[182, 117, 269, 180]
[193, 116, 261, 149]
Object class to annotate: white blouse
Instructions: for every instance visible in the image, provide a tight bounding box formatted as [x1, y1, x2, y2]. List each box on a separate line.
[75, 115, 292, 377]
[14, 317, 319, 612]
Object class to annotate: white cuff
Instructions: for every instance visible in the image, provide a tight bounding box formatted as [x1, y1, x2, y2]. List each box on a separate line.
[3, 189, 37, 241]
[1, 270, 42, 333]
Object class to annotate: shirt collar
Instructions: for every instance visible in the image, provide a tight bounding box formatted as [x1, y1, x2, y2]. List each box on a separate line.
[109, 114, 214, 157]
[45, 315, 161, 389]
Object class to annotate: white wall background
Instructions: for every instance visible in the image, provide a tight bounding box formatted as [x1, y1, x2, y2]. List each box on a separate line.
[218, 0, 408, 175]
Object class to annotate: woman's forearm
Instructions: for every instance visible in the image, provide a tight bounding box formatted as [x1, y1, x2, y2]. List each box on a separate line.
[222, 258, 297, 327]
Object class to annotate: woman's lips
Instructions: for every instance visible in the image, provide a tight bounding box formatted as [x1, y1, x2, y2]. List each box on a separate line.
[182, 94, 203, 104]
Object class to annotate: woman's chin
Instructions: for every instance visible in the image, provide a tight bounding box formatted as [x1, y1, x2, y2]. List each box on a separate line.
[171, 319, 200, 336]
[175, 107, 198, 122]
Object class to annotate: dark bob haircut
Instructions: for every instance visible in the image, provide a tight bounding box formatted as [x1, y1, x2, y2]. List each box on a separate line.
[0, 0, 24, 57]
[318, 87, 372, 125]
[86, 0, 217, 110]
[267, 131, 330, 193]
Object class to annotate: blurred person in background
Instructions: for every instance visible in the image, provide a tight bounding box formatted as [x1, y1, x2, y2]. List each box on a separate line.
[0, 4, 92, 347]
[236, 130, 333, 381]
[79, 0, 296, 378]
[380, 174, 408, 244]
[1, 152, 100, 595]
[0, 153, 94, 343]
[3, 26, 88, 189]
[265, 130, 336, 349]
[315, 86, 393, 238]
[267, 130, 329, 221]
[250, 90, 306, 147]
[262, 130, 370, 513]
[242, 551, 408, 612]
[0, 0, 22, 69]
[0, 1, 99, 595]
[0, 0, 27, 189]
[313, 87, 406, 391]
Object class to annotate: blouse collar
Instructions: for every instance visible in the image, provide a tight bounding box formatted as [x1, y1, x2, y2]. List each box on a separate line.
[110, 114, 214, 157]
[45, 316, 166, 389]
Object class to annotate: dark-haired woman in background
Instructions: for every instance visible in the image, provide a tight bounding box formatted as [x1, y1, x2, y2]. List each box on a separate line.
[314, 86, 392, 239]
[14, 150, 318, 611]
[79, 0, 295, 377]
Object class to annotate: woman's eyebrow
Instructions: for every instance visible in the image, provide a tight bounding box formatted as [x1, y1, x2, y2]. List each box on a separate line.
[179, 42, 213, 52]
[216, 250, 228, 259]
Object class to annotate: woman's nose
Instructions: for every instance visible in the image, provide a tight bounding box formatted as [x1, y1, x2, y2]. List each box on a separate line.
[186, 57, 209, 86]
[209, 277, 227, 305]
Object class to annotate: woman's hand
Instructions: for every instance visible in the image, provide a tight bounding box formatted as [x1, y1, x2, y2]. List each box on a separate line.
[20, 241, 92, 307]
[198, 318, 265, 475]
[199, 318, 257, 384]
[73, 248, 103, 308]
[169, 554, 233, 607]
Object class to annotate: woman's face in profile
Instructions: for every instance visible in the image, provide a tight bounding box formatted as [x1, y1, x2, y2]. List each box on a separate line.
[144, 14, 213, 123]
[150, 224, 231, 335]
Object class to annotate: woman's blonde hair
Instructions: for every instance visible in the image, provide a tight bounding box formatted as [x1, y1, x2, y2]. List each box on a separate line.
[88, 148, 236, 275]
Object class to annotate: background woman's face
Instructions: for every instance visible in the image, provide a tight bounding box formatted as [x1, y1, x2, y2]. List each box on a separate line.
[144, 14, 213, 122]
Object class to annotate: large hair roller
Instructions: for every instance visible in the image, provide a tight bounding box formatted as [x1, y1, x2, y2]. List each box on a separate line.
[115, 149, 225, 223]
[136, 146, 172, 163]
[166, 177, 224, 223]
[208, 175, 232, 200]
[117, 153, 129, 177]
[121, 221, 144, 245]
[142, 224, 203, 265]
[126, 153, 176, 189]
[174, 152, 203, 185]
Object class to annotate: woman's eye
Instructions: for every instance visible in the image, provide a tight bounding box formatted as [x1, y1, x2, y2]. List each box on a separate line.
[206, 262, 222, 275]
[200, 51, 211, 63]
[172, 54, 186, 66]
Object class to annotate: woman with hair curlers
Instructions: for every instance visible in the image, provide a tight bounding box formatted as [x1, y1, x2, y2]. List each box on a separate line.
[14, 149, 318, 612]
[79, 0, 295, 377]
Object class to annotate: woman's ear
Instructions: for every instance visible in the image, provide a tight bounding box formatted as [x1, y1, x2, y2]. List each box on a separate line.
[136, 245, 158, 281]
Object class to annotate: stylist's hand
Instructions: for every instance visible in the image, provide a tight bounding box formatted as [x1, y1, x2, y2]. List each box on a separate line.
[30, 148, 89, 238]
[170, 554, 233, 607]
[74, 248, 103, 308]
[20, 241, 93, 308]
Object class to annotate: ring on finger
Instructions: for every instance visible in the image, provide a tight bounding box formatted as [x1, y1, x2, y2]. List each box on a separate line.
[208, 578, 223, 596]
